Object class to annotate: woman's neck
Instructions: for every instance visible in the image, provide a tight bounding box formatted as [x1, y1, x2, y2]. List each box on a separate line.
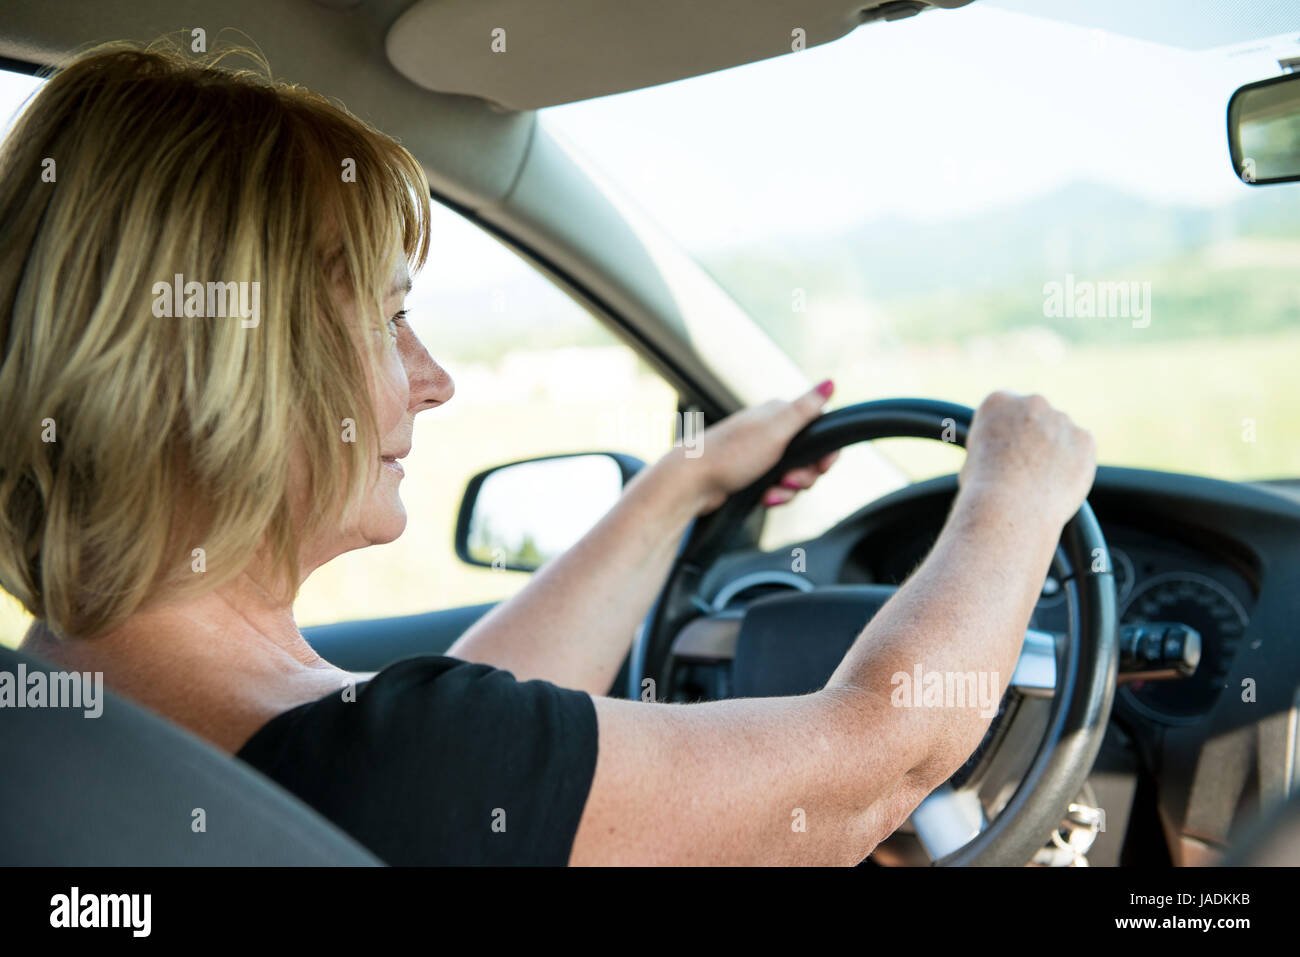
[19, 573, 353, 753]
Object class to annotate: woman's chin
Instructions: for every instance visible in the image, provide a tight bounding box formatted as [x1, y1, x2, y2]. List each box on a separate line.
[358, 502, 408, 546]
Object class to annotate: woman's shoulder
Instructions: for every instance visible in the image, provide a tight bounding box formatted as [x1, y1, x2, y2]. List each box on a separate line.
[234, 654, 599, 865]
[238, 654, 595, 763]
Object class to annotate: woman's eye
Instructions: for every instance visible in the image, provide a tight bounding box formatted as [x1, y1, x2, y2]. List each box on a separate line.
[386, 310, 408, 337]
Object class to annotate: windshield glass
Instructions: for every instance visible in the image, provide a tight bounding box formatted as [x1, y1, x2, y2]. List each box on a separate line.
[544, 5, 1300, 483]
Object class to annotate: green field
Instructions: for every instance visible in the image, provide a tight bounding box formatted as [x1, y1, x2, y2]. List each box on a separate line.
[834, 330, 1300, 484]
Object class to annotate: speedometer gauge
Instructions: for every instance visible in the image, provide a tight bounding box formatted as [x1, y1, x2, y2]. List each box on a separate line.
[1120, 572, 1250, 721]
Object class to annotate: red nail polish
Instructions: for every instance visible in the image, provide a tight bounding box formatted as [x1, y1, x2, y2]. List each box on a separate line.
[815, 379, 834, 398]
[780, 478, 802, 490]
[763, 491, 784, 506]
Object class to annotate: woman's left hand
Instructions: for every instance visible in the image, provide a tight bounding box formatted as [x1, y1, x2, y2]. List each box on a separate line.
[452, 379, 840, 694]
[684, 380, 840, 515]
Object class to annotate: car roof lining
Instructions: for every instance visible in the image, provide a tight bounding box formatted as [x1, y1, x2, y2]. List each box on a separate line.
[385, 0, 974, 111]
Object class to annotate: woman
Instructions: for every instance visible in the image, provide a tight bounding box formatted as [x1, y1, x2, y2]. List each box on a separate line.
[0, 44, 1096, 865]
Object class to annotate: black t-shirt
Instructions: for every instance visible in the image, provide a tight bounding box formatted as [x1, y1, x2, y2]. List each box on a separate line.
[235, 655, 599, 865]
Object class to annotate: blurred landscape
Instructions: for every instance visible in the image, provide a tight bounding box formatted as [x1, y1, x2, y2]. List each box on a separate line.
[706, 181, 1300, 354]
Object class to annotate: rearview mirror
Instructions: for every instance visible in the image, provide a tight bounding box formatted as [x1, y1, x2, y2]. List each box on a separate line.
[1228, 72, 1300, 185]
[455, 452, 644, 573]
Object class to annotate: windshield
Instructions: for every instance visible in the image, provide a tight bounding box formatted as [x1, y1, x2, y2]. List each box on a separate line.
[543, 5, 1300, 483]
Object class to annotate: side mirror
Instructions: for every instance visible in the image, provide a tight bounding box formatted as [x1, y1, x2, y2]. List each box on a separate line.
[1228, 71, 1300, 185]
[455, 452, 645, 572]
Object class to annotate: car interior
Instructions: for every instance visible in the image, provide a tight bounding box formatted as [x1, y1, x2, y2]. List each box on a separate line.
[2, 0, 1300, 867]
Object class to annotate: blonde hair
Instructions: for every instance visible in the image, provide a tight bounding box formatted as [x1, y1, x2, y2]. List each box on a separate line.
[0, 40, 430, 638]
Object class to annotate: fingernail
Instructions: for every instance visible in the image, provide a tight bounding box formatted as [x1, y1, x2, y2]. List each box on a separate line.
[815, 379, 834, 398]
[763, 491, 785, 506]
[780, 478, 802, 490]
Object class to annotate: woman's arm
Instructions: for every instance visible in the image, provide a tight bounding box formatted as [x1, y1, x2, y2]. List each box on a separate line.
[570, 392, 1096, 864]
[446, 384, 838, 696]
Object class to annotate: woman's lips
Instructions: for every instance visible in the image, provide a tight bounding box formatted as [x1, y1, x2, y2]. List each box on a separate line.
[380, 452, 407, 476]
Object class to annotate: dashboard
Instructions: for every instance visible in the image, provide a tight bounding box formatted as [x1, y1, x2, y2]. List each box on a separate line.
[692, 465, 1300, 863]
[840, 505, 1259, 726]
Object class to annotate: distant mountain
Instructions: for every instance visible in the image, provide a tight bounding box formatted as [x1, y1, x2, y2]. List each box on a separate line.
[697, 180, 1300, 365]
[703, 180, 1300, 302]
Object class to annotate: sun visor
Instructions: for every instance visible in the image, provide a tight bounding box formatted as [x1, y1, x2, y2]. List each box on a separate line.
[385, 0, 976, 111]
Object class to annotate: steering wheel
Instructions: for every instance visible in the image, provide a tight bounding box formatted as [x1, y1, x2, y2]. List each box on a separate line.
[631, 398, 1118, 866]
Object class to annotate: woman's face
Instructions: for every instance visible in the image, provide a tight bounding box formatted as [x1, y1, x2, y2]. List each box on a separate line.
[305, 256, 454, 571]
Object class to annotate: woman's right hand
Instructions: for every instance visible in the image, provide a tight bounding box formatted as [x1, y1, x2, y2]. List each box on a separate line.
[958, 391, 1098, 531]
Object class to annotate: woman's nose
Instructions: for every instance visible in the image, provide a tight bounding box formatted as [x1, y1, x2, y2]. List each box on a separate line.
[399, 327, 453, 412]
